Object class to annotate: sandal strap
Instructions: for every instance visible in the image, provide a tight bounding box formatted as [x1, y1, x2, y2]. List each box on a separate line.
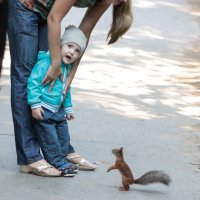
[37, 161, 54, 171]
[67, 153, 82, 160]
[79, 158, 96, 166]
[67, 153, 97, 170]
[79, 158, 88, 164]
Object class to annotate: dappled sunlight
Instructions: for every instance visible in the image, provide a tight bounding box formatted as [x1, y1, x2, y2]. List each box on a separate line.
[135, 0, 198, 17]
[178, 106, 200, 117]
[158, 1, 190, 13]
[133, 27, 165, 40]
[134, 0, 157, 9]
[87, 45, 134, 58]
[72, 0, 200, 121]
[187, 0, 200, 16]
[74, 90, 158, 119]
[74, 44, 200, 120]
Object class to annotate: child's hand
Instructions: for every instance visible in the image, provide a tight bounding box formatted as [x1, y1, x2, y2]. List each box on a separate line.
[66, 113, 75, 121]
[32, 107, 44, 120]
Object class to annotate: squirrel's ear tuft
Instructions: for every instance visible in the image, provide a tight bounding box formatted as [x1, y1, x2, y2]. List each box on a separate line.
[120, 147, 123, 152]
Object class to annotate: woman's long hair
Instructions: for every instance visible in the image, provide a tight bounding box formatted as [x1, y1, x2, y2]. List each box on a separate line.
[107, 0, 133, 44]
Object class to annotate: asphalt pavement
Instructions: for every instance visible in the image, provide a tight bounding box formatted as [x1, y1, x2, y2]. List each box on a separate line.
[0, 0, 200, 199]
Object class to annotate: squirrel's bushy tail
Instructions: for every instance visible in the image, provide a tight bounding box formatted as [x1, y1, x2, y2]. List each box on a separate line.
[134, 170, 171, 186]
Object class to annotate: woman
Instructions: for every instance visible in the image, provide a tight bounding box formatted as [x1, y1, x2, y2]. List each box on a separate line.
[7, 0, 133, 176]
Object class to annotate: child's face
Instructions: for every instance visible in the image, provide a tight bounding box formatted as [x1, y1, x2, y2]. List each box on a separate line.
[61, 42, 81, 64]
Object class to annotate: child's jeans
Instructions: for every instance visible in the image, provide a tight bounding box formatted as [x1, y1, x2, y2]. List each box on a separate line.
[32, 107, 75, 168]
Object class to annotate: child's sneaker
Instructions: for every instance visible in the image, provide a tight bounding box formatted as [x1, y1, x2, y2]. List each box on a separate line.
[70, 165, 79, 173]
[60, 168, 75, 177]
[58, 163, 75, 177]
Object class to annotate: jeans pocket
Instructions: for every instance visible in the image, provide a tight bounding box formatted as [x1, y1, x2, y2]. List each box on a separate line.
[16, 0, 38, 24]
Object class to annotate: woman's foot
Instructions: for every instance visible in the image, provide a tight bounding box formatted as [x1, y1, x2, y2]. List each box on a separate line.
[20, 159, 61, 177]
[67, 153, 97, 171]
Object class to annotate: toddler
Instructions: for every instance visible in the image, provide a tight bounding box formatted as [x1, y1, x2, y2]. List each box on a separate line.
[27, 25, 92, 177]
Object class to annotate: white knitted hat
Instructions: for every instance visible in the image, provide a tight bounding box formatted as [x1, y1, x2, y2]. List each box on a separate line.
[61, 25, 87, 55]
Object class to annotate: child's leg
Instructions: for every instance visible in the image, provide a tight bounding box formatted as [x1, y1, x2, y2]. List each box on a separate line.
[56, 108, 76, 155]
[32, 109, 67, 169]
[57, 120, 75, 156]
[51, 108, 78, 173]
[56, 115, 70, 156]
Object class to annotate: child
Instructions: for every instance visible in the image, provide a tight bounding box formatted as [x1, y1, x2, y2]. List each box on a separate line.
[27, 25, 96, 177]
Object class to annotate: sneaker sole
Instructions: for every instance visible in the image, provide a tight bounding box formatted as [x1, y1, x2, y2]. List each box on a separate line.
[73, 169, 79, 173]
[62, 173, 75, 177]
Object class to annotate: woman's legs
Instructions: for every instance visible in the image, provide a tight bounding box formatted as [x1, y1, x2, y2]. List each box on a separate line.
[7, 0, 44, 165]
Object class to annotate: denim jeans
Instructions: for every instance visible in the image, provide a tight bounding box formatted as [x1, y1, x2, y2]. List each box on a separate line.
[33, 107, 75, 168]
[7, 0, 48, 164]
[7, 0, 75, 165]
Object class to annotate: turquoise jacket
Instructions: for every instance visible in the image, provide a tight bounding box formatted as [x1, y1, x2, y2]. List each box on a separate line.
[27, 51, 73, 114]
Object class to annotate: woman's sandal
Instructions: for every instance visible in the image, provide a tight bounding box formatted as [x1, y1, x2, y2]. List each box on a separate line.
[67, 153, 97, 171]
[20, 159, 61, 177]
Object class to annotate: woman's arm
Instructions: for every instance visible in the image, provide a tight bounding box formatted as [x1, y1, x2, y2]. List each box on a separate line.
[42, 0, 77, 87]
[63, 0, 112, 94]
[79, 0, 112, 39]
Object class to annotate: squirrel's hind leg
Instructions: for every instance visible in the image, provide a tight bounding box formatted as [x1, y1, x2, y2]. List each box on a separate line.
[119, 185, 129, 191]
[119, 178, 130, 191]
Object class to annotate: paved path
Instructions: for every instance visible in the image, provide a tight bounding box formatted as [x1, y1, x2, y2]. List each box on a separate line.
[0, 0, 200, 199]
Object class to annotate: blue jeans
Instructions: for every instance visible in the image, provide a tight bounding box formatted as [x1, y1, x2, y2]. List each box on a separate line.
[33, 107, 75, 168]
[7, 0, 75, 165]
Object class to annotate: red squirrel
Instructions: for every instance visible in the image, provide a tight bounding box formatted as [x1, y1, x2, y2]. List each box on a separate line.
[107, 147, 171, 191]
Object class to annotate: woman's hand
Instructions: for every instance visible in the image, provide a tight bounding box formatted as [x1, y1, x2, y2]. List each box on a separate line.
[32, 107, 44, 120]
[41, 64, 63, 91]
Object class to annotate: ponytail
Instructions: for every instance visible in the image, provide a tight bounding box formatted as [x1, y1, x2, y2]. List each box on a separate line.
[107, 0, 133, 44]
